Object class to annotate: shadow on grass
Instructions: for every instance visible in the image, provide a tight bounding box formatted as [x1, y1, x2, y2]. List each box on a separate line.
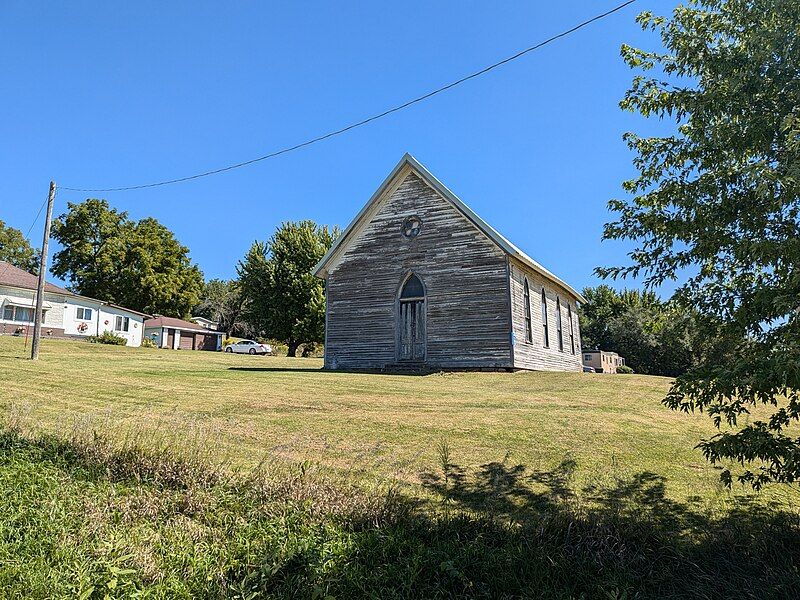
[414, 454, 800, 598]
[2, 428, 799, 599]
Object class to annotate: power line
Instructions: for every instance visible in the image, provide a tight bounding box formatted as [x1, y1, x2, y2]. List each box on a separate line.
[0, 188, 54, 282]
[24, 193, 52, 240]
[61, 0, 637, 193]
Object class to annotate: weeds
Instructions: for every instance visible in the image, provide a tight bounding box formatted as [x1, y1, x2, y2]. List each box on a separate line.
[1, 418, 799, 598]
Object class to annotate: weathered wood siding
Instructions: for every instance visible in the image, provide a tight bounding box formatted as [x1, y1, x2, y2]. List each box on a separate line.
[508, 258, 583, 371]
[325, 169, 513, 370]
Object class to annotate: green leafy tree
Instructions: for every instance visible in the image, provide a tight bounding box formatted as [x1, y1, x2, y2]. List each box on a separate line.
[238, 221, 337, 357]
[578, 285, 623, 351]
[50, 200, 129, 299]
[195, 278, 247, 338]
[0, 220, 38, 272]
[580, 285, 697, 376]
[600, 1, 800, 487]
[51, 200, 203, 317]
[118, 217, 204, 317]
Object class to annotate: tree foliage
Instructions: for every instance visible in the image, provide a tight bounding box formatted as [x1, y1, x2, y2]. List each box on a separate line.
[580, 285, 697, 376]
[600, 1, 800, 487]
[238, 221, 337, 357]
[194, 278, 249, 338]
[51, 199, 203, 317]
[0, 220, 39, 273]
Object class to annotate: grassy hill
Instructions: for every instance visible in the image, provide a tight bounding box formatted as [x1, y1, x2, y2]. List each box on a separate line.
[1, 336, 799, 598]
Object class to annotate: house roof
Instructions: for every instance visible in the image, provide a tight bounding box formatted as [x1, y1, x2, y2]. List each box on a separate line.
[102, 302, 151, 318]
[0, 261, 69, 294]
[0, 260, 150, 318]
[312, 154, 586, 303]
[145, 315, 221, 333]
[191, 316, 217, 324]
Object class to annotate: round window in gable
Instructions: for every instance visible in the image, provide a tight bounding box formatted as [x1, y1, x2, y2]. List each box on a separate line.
[401, 215, 423, 239]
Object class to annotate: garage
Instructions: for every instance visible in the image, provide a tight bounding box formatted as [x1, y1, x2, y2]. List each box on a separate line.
[143, 316, 223, 351]
[179, 333, 194, 350]
[195, 333, 219, 351]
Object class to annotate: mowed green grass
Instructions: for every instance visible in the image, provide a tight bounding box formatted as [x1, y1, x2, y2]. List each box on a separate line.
[0, 335, 793, 510]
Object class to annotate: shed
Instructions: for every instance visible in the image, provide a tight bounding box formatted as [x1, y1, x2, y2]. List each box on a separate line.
[314, 154, 585, 372]
[144, 316, 223, 351]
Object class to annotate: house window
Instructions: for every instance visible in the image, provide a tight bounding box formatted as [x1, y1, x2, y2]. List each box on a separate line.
[523, 278, 532, 343]
[114, 316, 130, 332]
[584, 354, 592, 361]
[568, 304, 575, 354]
[3, 305, 35, 322]
[541, 289, 549, 348]
[76, 307, 93, 321]
[556, 297, 564, 352]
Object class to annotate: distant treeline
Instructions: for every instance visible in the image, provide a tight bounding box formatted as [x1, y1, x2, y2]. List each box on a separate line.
[580, 286, 702, 377]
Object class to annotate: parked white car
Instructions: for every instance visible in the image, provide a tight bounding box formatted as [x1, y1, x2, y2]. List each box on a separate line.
[225, 340, 273, 355]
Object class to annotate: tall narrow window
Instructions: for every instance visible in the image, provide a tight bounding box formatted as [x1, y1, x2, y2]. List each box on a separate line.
[556, 297, 564, 352]
[541, 289, 549, 348]
[568, 304, 575, 354]
[523, 279, 532, 343]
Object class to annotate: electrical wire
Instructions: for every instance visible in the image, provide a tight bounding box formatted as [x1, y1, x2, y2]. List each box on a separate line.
[0, 189, 53, 287]
[60, 0, 637, 193]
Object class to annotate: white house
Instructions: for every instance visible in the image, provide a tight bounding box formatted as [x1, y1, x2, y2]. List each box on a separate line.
[0, 261, 148, 347]
[190, 316, 219, 331]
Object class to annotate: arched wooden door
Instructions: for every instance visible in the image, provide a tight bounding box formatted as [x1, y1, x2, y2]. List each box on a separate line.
[398, 274, 426, 361]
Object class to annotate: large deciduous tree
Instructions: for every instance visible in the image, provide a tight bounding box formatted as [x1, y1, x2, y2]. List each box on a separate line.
[238, 221, 337, 357]
[51, 199, 203, 317]
[194, 278, 248, 338]
[0, 220, 38, 272]
[600, 1, 800, 487]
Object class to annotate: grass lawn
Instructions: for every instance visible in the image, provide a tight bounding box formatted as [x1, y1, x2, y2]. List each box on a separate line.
[0, 335, 790, 508]
[2, 336, 799, 598]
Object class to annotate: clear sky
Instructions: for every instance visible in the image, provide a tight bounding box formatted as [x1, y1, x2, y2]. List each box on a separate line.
[1, 1, 679, 294]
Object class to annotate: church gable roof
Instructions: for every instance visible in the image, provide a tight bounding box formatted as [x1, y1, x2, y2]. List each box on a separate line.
[313, 153, 585, 303]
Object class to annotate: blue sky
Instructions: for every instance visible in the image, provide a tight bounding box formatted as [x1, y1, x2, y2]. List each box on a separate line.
[1, 1, 679, 294]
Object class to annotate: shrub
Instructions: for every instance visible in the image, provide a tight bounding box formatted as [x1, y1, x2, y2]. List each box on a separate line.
[86, 331, 127, 346]
[266, 339, 288, 356]
[140, 337, 157, 349]
[617, 365, 634, 374]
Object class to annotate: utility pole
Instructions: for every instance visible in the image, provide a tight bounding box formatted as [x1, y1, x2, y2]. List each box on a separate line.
[31, 181, 56, 361]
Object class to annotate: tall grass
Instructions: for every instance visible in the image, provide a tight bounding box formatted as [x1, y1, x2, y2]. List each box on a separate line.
[1, 412, 799, 598]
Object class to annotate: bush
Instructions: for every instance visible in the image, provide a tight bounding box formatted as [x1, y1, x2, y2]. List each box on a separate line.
[86, 331, 127, 346]
[140, 337, 157, 349]
[617, 365, 634, 374]
[267, 340, 288, 356]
